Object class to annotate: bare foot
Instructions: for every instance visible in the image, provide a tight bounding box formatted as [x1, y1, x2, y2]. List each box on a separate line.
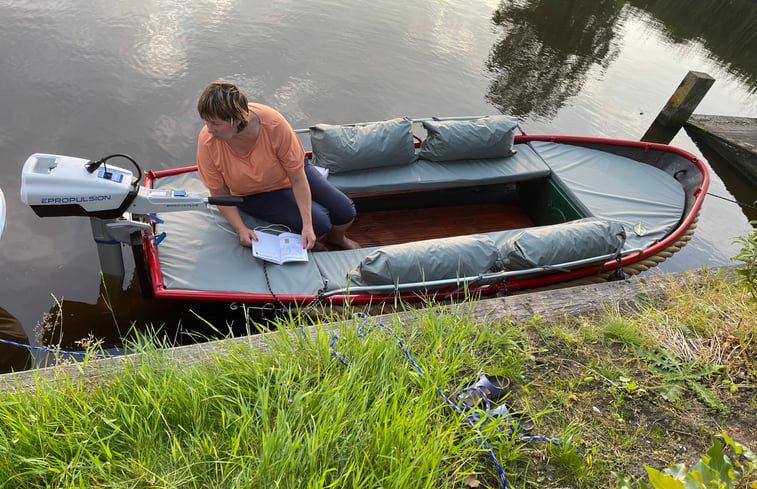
[329, 236, 360, 250]
[312, 241, 329, 252]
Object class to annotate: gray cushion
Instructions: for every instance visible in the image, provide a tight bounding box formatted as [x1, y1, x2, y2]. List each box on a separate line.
[310, 118, 415, 173]
[418, 116, 518, 162]
[499, 218, 626, 270]
[326, 143, 551, 194]
[349, 234, 500, 286]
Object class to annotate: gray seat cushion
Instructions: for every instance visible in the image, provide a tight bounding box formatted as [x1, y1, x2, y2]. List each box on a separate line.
[310, 118, 416, 173]
[324, 142, 551, 195]
[499, 218, 626, 270]
[418, 115, 518, 161]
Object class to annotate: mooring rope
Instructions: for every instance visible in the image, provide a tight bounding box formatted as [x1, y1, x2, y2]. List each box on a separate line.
[306, 312, 563, 489]
[0, 337, 112, 359]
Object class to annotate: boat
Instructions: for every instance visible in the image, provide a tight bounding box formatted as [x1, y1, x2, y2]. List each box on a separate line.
[21, 116, 709, 311]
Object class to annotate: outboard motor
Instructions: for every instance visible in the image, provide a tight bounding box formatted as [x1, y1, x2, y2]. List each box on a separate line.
[0, 187, 6, 239]
[20, 153, 240, 277]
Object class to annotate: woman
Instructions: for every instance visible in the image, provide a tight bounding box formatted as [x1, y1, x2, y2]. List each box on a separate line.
[196, 80, 358, 250]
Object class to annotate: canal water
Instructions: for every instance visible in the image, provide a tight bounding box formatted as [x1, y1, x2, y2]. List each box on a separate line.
[1, 0, 755, 356]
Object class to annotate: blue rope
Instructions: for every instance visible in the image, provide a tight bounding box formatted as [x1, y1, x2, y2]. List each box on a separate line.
[0, 337, 112, 359]
[306, 312, 564, 489]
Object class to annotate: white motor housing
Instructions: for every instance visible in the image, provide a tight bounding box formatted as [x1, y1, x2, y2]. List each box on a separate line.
[21, 153, 136, 218]
[0, 187, 6, 239]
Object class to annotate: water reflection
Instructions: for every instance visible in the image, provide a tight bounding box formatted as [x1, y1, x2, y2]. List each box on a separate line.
[486, 0, 624, 117]
[685, 139, 757, 222]
[0, 307, 32, 373]
[626, 0, 757, 92]
[1, 0, 755, 359]
[486, 0, 757, 119]
[39, 274, 274, 353]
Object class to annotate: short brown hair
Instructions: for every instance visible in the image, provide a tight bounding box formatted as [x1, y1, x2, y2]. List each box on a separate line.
[197, 80, 249, 131]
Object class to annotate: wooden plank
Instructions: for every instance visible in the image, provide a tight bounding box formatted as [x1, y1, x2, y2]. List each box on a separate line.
[685, 114, 757, 186]
[641, 71, 715, 144]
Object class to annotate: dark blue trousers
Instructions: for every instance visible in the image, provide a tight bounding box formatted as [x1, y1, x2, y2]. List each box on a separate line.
[239, 162, 356, 237]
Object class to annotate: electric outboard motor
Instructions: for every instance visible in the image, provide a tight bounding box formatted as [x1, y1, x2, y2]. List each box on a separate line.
[0, 187, 6, 239]
[20, 152, 241, 278]
[21, 153, 138, 219]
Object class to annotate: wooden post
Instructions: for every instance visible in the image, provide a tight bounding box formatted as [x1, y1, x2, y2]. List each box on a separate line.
[641, 71, 715, 143]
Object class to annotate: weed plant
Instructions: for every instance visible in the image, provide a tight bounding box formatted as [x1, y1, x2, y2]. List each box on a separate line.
[732, 220, 757, 302]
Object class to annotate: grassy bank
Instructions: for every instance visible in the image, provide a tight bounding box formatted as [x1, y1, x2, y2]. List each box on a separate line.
[0, 268, 755, 488]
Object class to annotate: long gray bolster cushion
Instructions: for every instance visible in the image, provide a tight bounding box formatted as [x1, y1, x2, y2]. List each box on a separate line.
[310, 117, 416, 173]
[349, 234, 500, 287]
[499, 218, 627, 270]
[418, 115, 518, 162]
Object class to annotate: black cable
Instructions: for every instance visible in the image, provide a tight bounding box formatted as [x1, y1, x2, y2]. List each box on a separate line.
[706, 192, 757, 210]
[85, 153, 143, 186]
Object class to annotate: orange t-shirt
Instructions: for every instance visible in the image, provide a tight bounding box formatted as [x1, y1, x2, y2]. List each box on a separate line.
[196, 103, 305, 196]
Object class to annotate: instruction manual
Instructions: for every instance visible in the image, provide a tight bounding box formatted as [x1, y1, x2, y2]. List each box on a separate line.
[251, 230, 308, 264]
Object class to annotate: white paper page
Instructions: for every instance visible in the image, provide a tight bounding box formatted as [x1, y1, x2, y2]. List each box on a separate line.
[252, 230, 283, 263]
[278, 233, 308, 262]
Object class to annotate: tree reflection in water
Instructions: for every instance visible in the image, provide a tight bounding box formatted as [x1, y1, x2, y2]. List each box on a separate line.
[486, 0, 625, 118]
[627, 0, 757, 92]
[486, 0, 757, 118]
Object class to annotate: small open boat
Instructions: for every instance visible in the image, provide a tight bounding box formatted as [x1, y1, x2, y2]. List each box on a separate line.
[21, 116, 709, 310]
[143, 116, 709, 308]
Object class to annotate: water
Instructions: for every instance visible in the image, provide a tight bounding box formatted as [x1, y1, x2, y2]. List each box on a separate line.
[0, 0, 755, 353]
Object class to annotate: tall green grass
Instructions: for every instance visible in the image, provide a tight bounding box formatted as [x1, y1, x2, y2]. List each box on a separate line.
[0, 306, 537, 488]
[3, 269, 753, 488]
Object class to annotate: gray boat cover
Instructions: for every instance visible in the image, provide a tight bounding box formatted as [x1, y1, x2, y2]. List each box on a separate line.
[151, 140, 686, 296]
[530, 141, 685, 251]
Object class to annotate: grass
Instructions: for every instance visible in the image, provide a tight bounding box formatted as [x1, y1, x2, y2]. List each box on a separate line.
[0, 268, 755, 488]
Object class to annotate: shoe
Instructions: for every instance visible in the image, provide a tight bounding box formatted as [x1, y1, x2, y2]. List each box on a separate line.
[456, 373, 511, 409]
[488, 403, 536, 435]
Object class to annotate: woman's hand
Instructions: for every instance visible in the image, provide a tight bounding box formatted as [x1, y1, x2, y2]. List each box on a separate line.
[301, 225, 317, 250]
[288, 169, 317, 250]
[209, 186, 256, 247]
[237, 226, 258, 248]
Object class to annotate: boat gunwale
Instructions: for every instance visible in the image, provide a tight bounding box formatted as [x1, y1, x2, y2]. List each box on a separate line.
[140, 133, 709, 305]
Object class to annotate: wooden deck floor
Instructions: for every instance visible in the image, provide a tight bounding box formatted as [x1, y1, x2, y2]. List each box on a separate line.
[348, 203, 534, 248]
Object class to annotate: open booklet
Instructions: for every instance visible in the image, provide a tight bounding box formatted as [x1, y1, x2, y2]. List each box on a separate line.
[251, 230, 308, 264]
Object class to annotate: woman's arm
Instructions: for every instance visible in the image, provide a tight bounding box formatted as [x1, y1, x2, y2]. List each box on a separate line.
[210, 185, 258, 248]
[288, 169, 316, 249]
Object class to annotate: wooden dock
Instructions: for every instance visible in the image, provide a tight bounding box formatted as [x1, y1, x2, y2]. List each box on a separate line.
[685, 114, 757, 186]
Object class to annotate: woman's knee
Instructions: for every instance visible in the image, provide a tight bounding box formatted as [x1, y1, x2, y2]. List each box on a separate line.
[331, 199, 356, 226]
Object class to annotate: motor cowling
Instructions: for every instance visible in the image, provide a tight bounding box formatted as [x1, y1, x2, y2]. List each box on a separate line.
[20, 153, 137, 219]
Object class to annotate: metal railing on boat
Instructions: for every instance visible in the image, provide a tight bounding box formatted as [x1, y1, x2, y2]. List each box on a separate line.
[318, 248, 643, 299]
